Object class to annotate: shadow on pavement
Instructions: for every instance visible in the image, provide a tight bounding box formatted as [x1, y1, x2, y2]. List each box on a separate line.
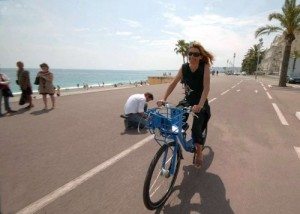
[4, 107, 30, 117]
[30, 109, 52, 116]
[156, 146, 234, 214]
[120, 128, 148, 135]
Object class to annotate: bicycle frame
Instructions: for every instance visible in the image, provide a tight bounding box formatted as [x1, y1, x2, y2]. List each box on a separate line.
[145, 106, 196, 176]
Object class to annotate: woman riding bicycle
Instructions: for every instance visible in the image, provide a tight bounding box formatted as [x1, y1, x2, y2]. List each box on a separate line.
[157, 41, 213, 168]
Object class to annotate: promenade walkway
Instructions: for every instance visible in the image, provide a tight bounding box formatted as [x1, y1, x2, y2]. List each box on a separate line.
[1, 74, 300, 214]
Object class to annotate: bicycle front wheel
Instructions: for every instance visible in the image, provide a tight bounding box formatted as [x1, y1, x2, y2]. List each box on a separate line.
[143, 141, 181, 210]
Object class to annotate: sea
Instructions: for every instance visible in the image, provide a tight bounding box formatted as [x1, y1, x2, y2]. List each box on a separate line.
[0, 68, 177, 94]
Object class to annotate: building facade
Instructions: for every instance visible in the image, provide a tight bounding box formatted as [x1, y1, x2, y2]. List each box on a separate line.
[260, 35, 284, 75]
[260, 31, 300, 76]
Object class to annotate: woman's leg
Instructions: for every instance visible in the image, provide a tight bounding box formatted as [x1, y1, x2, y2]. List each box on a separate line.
[192, 113, 206, 167]
[50, 94, 55, 109]
[42, 94, 47, 109]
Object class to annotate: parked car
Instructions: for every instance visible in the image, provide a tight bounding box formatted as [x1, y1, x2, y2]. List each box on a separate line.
[287, 74, 300, 83]
[241, 72, 246, 75]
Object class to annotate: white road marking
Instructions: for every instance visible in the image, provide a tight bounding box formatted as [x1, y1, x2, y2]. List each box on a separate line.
[294, 147, 300, 160]
[296, 112, 300, 120]
[272, 103, 289, 126]
[261, 83, 265, 87]
[209, 98, 217, 103]
[266, 92, 273, 99]
[221, 90, 230, 95]
[231, 86, 236, 89]
[268, 85, 272, 88]
[236, 89, 240, 92]
[16, 135, 154, 214]
[263, 87, 267, 91]
[255, 90, 258, 93]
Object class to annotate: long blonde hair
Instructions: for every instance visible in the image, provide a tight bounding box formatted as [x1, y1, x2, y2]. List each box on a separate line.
[189, 41, 214, 64]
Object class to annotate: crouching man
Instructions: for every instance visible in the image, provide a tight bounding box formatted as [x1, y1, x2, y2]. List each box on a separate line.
[123, 92, 154, 130]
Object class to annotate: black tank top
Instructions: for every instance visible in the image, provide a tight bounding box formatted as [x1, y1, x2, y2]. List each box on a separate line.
[182, 62, 208, 106]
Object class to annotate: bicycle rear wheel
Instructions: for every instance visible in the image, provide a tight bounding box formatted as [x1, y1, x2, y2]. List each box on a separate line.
[143, 141, 181, 210]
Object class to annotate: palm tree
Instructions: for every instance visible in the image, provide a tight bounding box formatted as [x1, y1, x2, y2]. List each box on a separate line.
[242, 44, 264, 75]
[255, 0, 300, 87]
[174, 40, 189, 63]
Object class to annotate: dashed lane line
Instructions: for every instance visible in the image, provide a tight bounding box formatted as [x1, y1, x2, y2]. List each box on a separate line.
[16, 135, 155, 214]
[236, 89, 240, 92]
[263, 87, 267, 91]
[255, 90, 258, 93]
[294, 147, 300, 160]
[296, 112, 300, 120]
[221, 89, 230, 95]
[272, 103, 289, 126]
[209, 98, 217, 103]
[266, 92, 273, 99]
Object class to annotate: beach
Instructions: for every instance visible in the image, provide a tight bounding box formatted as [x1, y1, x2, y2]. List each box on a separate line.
[1, 68, 177, 94]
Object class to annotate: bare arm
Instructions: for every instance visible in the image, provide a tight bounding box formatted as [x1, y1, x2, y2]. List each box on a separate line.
[0, 74, 10, 85]
[162, 68, 183, 101]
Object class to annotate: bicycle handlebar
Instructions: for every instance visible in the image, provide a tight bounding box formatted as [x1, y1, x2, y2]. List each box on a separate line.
[156, 102, 198, 118]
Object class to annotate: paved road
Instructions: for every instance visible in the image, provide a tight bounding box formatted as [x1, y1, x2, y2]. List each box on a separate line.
[1, 75, 300, 214]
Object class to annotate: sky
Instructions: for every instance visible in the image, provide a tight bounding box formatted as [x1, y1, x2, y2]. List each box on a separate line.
[0, 0, 290, 70]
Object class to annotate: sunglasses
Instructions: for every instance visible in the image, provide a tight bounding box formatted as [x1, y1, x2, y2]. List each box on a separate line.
[188, 52, 201, 57]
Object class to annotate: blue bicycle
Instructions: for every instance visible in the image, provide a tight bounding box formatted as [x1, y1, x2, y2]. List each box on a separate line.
[142, 104, 207, 210]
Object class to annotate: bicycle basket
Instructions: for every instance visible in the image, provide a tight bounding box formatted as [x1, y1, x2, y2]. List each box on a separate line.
[147, 107, 184, 136]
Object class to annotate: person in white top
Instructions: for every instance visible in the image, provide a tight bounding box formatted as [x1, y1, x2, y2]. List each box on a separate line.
[123, 92, 154, 129]
[0, 73, 17, 116]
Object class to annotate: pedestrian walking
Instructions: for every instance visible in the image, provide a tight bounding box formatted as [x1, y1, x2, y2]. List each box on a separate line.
[16, 61, 34, 108]
[0, 73, 16, 116]
[36, 63, 55, 109]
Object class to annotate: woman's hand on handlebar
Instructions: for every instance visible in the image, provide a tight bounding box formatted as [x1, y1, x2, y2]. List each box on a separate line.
[192, 104, 202, 113]
[157, 100, 166, 107]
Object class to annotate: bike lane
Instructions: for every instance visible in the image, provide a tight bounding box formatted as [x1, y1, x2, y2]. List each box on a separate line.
[192, 77, 300, 214]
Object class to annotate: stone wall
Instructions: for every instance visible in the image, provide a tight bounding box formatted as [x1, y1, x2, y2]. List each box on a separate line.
[147, 76, 174, 85]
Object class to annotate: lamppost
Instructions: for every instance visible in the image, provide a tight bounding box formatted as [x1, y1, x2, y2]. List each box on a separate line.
[255, 38, 263, 79]
[232, 53, 236, 74]
[226, 59, 229, 74]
